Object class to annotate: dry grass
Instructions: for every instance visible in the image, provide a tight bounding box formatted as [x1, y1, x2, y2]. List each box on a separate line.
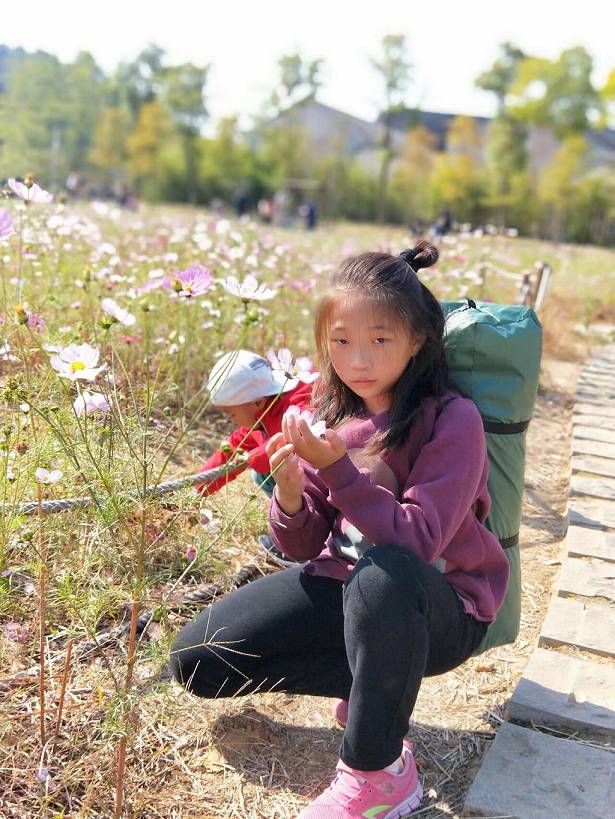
[0, 351, 586, 819]
[3, 221, 614, 818]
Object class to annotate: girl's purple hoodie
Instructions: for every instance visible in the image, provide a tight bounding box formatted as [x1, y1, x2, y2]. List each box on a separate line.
[268, 392, 510, 623]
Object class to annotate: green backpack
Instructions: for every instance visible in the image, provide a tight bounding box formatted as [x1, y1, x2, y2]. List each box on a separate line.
[441, 299, 543, 654]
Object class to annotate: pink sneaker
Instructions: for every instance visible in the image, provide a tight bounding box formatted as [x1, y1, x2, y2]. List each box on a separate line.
[297, 740, 423, 818]
[332, 698, 349, 728]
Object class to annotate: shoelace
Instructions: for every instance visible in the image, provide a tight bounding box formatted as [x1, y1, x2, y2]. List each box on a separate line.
[326, 767, 374, 807]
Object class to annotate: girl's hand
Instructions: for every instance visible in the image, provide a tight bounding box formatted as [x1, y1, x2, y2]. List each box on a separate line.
[282, 413, 346, 470]
[266, 433, 305, 514]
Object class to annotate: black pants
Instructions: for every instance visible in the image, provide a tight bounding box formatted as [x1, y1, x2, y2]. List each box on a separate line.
[170, 544, 487, 770]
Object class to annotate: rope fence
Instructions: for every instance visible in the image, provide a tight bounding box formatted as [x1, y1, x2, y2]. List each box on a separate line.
[6, 459, 248, 517]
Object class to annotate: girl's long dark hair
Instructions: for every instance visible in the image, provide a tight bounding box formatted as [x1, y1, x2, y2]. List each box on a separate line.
[314, 240, 448, 453]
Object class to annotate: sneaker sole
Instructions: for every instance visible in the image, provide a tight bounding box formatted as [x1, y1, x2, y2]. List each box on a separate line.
[383, 782, 423, 818]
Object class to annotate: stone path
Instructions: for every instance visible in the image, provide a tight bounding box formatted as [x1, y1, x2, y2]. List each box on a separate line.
[464, 345, 615, 818]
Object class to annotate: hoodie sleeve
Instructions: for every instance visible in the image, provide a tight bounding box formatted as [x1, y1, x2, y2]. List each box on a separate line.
[268, 462, 338, 561]
[195, 426, 266, 496]
[314, 398, 489, 563]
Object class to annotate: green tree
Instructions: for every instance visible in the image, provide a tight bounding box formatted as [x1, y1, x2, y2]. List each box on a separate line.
[90, 107, 131, 190]
[388, 126, 437, 225]
[109, 43, 166, 121]
[371, 34, 412, 222]
[0, 49, 105, 185]
[200, 117, 258, 201]
[126, 100, 174, 199]
[268, 52, 323, 115]
[538, 134, 587, 239]
[431, 118, 487, 224]
[508, 47, 603, 136]
[600, 68, 615, 128]
[475, 42, 526, 114]
[162, 62, 209, 202]
[484, 114, 528, 225]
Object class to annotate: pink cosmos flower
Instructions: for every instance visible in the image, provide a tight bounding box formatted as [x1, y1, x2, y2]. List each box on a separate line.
[26, 314, 46, 331]
[267, 348, 319, 383]
[0, 208, 13, 238]
[73, 390, 111, 417]
[5, 621, 29, 643]
[8, 178, 53, 204]
[163, 266, 213, 299]
[135, 279, 165, 296]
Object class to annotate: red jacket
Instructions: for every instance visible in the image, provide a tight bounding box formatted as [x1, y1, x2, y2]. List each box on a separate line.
[195, 379, 314, 496]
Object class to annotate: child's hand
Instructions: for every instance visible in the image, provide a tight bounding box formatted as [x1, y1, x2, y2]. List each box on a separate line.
[282, 413, 346, 470]
[266, 433, 305, 514]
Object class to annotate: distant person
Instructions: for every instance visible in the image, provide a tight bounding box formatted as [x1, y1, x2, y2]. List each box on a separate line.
[233, 188, 249, 218]
[257, 197, 273, 224]
[431, 208, 453, 238]
[304, 199, 317, 230]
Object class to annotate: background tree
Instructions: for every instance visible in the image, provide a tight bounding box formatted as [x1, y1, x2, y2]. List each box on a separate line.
[267, 52, 323, 115]
[508, 47, 603, 136]
[200, 116, 259, 202]
[430, 116, 486, 225]
[126, 100, 173, 200]
[371, 34, 412, 222]
[600, 68, 615, 128]
[90, 107, 131, 192]
[388, 126, 437, 226]
[476, 42, 526, 115]
[162, 62, 209, 202]
[476, 42, 529, 227]
[538, 134, 587, 240]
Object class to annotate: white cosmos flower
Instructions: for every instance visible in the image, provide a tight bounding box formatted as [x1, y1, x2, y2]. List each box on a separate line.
[50, 343, 107, 382]
[73, 390, 111, 416]
[283, 405, 326, 438]
[35, 467, 63, 484]
[219, 274, 276, 300]
[0, 342, 17, 361]
[101, 297, 136, 326]
[267, 348, 319, 383]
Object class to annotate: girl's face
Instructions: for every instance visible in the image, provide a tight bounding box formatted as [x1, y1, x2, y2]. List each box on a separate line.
[327, 295, 423, 416]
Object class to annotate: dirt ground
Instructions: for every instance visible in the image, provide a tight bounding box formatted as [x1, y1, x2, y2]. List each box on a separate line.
[0, 353, 582, 819]
[143, 354, 580, 819]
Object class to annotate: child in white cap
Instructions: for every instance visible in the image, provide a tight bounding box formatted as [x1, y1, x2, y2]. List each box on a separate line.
[196, 350, 315, 564]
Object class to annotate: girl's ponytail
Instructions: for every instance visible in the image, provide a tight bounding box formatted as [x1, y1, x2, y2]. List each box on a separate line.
[398, 239, 439, 272]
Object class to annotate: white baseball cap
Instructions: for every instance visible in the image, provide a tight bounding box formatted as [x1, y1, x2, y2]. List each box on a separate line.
[206, 350, 299, 406]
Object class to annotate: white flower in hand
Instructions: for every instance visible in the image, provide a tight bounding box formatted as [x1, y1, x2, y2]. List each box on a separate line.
[283, 405, 326, 438]
[283, 407, 346, 470]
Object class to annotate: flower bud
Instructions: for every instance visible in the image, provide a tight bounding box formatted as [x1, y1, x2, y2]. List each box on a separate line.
[15, 305, 29, 325]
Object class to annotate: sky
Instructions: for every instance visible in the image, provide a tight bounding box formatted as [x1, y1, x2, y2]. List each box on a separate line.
[3, 0, 613, 130]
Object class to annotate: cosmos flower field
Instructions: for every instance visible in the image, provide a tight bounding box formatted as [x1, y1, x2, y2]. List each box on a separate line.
[1, 181, 613, 816]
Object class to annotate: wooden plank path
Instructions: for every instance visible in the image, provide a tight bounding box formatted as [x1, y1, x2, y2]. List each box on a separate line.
[465, 345, 615, 818]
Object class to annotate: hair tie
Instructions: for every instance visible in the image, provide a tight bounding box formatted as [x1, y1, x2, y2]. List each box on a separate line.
[399, 248, 418, 272]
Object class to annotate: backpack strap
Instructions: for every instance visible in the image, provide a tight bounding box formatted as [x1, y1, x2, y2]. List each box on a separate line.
[483, 419, 530, 434]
